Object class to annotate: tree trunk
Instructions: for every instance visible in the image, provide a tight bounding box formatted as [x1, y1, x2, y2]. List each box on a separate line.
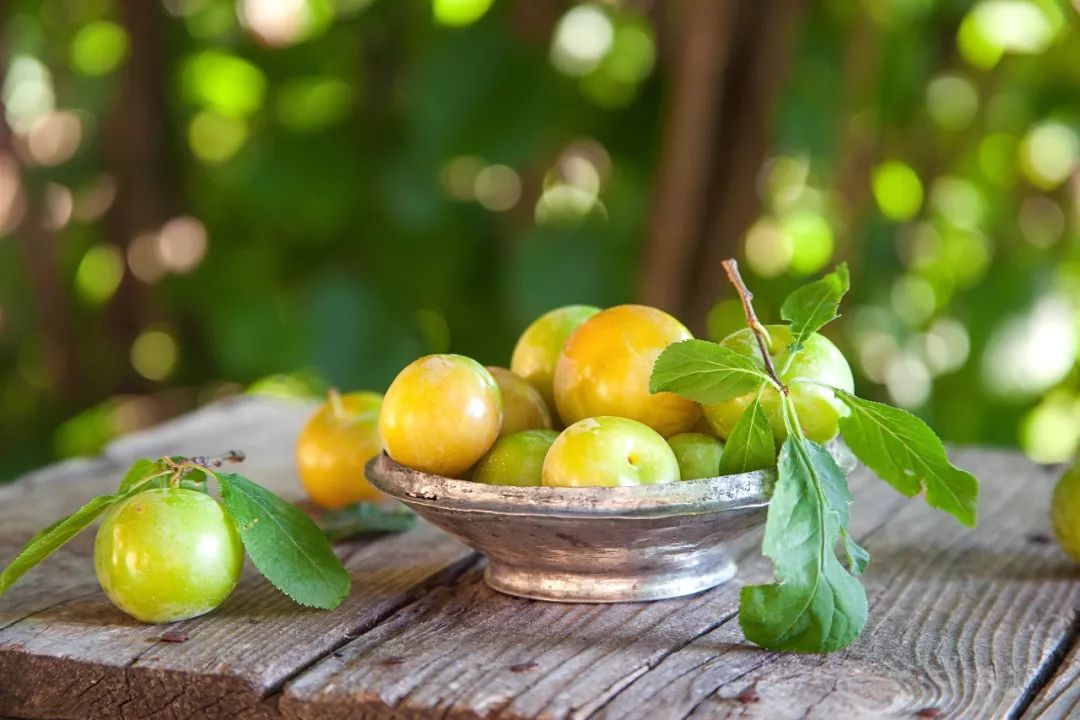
[642, 0, 808, 333]
[102, 0, 173, 390]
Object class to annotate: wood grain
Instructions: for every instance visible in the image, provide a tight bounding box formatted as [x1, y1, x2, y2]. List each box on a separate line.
[279, 468, 906, 720]
[599, 450, 1080, 720]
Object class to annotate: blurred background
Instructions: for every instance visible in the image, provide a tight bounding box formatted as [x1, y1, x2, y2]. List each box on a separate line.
[1, 0, 1078, 481]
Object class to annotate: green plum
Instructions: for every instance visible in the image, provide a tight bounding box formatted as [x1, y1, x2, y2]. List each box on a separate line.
[510, 305, 600, 414]
[94, 488, 244, 624]
[472, 429, 559, 486]
[1053, 462, 1080, 563]
[702, 325, 854, 444]
[542, 416, 680, 487]
[667, 433, 724, 480]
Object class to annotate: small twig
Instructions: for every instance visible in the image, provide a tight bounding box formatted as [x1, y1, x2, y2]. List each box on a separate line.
[721, 259, 788, 394]
[189, 450, 246, 468]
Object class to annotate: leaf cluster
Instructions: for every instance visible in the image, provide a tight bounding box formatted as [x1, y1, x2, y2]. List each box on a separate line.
[650, 264, 979, 653]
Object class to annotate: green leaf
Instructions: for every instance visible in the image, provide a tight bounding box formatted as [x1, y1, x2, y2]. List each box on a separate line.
[0, 494, 119, 595]
[116, 458, 170, 493]
[218, 472, 350, 610]
[739, 436, 867, 653]
[842, 530, 870, 576]
[717, 392, 776, 475]
[834, 391, 978, 527]
[649, 339, 772, 404]
[319, 503, 416, 542]
[780, 263, 850, 351]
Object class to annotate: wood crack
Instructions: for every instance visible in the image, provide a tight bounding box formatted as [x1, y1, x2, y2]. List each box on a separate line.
[582, 610, 743, 720]
[1009, 607, 1080, 719]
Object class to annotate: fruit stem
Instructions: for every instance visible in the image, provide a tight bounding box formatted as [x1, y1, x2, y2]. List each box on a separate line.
[327, 387, 347, 420]
[721, 258, 789, 395]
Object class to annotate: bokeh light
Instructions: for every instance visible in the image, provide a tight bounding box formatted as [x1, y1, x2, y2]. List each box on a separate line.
[238, 0, 311, 46]
[929, 176, 985, 229]
[26, 110, 82, 166]
[75, 245, 124, 305]
[982, 296, 1076, 398]
[432, 0, 495, 27]
[3, 55, 55, 134]
[130, 329, 179, 381]
[603, 19, 655, 85]
[42, 183, 73, 231]
[535, 141, 610, 225]
[70, 21, 129, 76]
[181, 51, 267, 117]
[760, 154, 810, 212]
[128, 232, 167, 284]
[782, 212, 834, 275]
[926, 75, 979, 131]
[1019, 121, 1079, 190]
[872, 161, 924, 221]
[891, 274, 937, 326]
[275, 77, 353, 132]
[1018, 196, 1066, 248]
[188, 111, 248, 163]
[551, 4, 614, 77]
[744, 218, 791, 278]
[158, 216, 209, 273]
[1021, 391, 1080, 463]
[441, 155, 484, 201]
[959, 0, 1060, 69]
[923, 318, 970, 375]
[474, 164, 521, 212]
[884, 352, 931, 408]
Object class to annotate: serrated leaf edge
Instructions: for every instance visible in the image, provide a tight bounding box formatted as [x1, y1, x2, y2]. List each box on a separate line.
[220, 475, 350, 610]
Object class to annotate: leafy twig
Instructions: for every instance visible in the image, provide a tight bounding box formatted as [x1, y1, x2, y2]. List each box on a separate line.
[721, 259, 787, 394]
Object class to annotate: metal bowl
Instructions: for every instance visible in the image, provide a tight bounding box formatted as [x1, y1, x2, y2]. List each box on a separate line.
[365, 451, 790, 603]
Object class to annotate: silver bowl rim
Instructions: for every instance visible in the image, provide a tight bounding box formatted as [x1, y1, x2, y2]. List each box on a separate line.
[366, 452, 773, 520]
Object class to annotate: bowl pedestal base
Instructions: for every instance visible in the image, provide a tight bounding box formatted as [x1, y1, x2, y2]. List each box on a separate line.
[483, 556, 738, 603]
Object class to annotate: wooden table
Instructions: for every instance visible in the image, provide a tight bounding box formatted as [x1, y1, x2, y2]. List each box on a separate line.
[2, 396, 1079, 719]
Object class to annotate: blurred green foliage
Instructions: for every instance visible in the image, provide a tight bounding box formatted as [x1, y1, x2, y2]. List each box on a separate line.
[2, 0, 1080, 480]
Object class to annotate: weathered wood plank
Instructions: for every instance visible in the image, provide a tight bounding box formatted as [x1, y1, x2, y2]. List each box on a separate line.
[1014, 474, 1080, 720]
[278, 468, 907, 720]
[279, 450, 1080, 720]
[1019, 628, 1080, 720]
[0, 397, 476, 720]
[3, 397, 1077, 720]
[597, 450, 1079, 720]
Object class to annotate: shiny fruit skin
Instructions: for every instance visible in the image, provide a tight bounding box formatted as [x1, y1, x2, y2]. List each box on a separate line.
[553, 305, 701, 437]
[379, 354, 502, 477]
[667, 433, 724, 481]
[701, 325, 854, 444]
[487, 367, 553, 437]
[510, 305, 600, 414]
[473, 429, 559, 487]
[94, 488, 244, 624]
[542, 416, 681, 488]
[297, 391, 383, 509]
[1052, 462, 1080, 563]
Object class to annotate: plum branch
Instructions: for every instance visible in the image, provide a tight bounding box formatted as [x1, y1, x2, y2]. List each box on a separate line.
[721, 259, 788, 395]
